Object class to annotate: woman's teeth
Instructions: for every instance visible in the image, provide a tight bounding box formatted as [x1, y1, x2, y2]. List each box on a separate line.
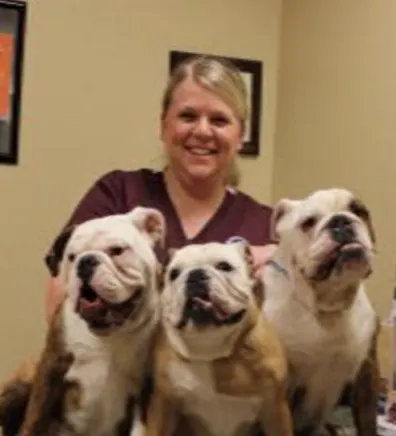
[186, 146, 217, 155]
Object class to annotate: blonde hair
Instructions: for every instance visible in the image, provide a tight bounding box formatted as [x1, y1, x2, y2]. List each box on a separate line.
[161, 55, 248, 187]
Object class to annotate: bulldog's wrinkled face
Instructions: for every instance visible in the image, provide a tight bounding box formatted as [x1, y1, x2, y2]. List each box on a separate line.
[161, 242, 261, 334]
[57, 207, 165, 335]
[272, 189, 375, 308]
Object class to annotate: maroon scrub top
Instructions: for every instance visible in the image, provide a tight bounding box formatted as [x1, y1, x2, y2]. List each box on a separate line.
[45, 169, 273, 269]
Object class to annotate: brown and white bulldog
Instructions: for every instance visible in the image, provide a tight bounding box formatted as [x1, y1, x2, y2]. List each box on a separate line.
[145, 241, 294, 436]
[261, 188, 380, 436]
[0, 207, 165, 436]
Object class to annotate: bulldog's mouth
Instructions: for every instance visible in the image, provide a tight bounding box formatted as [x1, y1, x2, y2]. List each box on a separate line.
[313, 241, 368, 281]
[177, 291, 245, 329]
[192, 295, 230, 320]
[76, 283, 143, 332]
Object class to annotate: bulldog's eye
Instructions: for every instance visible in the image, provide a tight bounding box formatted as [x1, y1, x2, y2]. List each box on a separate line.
[215, 261, 234, 272]
[349, 201, 369, 221]
[108, 246, 125, 256]
[68, 253, 76, 262]
[169, 268, 181, 282]
[301, 216, 318, 232]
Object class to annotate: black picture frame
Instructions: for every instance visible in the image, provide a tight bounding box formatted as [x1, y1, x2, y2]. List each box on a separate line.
[0, 0, 27, 165]
[169, 50, 263, 157]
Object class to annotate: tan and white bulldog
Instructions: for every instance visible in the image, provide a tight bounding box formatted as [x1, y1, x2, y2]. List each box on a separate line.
[146, 241, 294, 436]
[261, 188, 380, 436]
[0, 207, 165, 436]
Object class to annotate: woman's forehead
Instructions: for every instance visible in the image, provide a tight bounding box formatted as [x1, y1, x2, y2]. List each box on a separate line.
[170, 78, 232, 110]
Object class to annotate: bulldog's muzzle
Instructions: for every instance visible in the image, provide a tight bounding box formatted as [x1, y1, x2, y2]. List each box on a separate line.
[177, 268, 245, 329]
[186, 268, 210, 299]
[75, 254, 142, 333]
[77, 254, 99, 282]
[326, 214, 356, 244]
[180, 268, 212, 327]
[313, 214, 369, 281]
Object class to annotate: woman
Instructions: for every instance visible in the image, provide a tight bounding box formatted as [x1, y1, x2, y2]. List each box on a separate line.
[45, 55, 276, 323]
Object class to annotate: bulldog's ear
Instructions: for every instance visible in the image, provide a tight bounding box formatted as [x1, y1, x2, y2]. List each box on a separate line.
[233, 242, 265, 307]
[45, 226, 75, 277]
[231, 240, 255, 275]
[158, 248, 179, 291]
[129, 207, 166, 247]
[242, 242, 255, 277]
[271, 199, 298, 242]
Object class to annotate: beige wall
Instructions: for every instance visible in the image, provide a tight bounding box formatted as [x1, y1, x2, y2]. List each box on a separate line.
[0, 0, 282, 378]
[273, 0, 396, 318]
[4, 0, 394, 382]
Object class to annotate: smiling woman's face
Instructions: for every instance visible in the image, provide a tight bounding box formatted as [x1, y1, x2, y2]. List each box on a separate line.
[161, 76, 244, 186]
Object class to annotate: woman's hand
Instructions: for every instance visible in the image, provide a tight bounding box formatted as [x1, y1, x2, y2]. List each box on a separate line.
[251, 244, 277, 277]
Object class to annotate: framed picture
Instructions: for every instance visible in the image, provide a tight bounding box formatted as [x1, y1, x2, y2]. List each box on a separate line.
[169, 50, 263, 157]
[0, 0, 27, 165]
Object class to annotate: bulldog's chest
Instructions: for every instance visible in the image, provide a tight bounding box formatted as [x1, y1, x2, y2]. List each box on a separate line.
[61, 306, 148, 434]
[266, 296, 374, 381]
[263, 287, 376, 429]
[284, 327, 366, 432]
[65, 354, 131, 435]
[168, 360, 261, 436]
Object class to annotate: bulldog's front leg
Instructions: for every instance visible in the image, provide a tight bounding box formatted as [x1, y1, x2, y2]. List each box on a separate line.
[18, 345, 75, 436]
[351, 323, 380, 436]
[258, 394, 294, 436]
[145, 390, 180, 436]
[20, 379, 82, 436]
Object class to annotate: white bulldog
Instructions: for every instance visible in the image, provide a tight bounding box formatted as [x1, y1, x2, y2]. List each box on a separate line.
[146, 242, 293, 436]
[3, 207, 165, 436]
[261, 188, 380, 436]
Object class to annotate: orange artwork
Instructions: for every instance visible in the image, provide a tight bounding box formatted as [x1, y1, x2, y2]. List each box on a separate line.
[0, 33, 13, 118]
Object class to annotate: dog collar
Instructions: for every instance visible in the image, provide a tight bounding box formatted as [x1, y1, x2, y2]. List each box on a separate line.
[265, 259, 290, 279]
[225, 236, 249, 244]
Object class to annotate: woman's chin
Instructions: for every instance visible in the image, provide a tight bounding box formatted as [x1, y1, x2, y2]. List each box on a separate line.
[183, 165, 219, 183]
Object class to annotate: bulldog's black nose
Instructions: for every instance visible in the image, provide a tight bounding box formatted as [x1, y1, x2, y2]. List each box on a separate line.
[187, 268, 208, 284]
[327, 214, 355, 243]
[186, 268, 209, 298]
[77, 255, 99, 282]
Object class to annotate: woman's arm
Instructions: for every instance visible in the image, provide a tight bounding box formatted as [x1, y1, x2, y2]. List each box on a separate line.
[251, 244, 278, 277]
[45, 277, 65, 325]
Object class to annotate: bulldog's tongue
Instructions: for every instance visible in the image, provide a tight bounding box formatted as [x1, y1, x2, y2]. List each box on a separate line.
[192, 297, 212, 311]
[105, 309, 125, 325]
[192, 297, 229, 320]
[78, 296, 129, 326]
[78, 297, 106, 320]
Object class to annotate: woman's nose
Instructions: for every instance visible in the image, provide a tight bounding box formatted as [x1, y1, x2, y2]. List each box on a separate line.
[192, 117, 213, 138]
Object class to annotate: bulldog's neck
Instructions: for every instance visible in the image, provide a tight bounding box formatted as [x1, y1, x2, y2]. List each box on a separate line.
[269, 247, 361, 324]
[165, 322, 247, 362]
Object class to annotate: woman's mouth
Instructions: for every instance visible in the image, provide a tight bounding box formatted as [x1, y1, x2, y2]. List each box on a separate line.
[184, 145, 218, 156]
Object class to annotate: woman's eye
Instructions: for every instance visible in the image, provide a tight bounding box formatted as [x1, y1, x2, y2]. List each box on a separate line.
[179, 111, 196, 122]
[210, 116, 229, 126]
